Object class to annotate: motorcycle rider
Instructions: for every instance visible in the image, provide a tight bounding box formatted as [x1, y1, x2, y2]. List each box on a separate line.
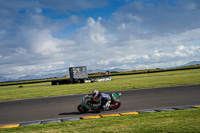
[91, 89, 111, 109]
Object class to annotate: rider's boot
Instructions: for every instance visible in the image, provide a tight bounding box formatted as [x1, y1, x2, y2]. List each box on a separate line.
[103, 101, 111, 109]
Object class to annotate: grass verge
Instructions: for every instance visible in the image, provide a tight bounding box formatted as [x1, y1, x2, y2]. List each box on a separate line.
[1, 108, 200, 133]
[0, 69, 200, 101]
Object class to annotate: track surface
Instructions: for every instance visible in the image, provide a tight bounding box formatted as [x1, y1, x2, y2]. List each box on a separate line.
[0, 84, 200, 125]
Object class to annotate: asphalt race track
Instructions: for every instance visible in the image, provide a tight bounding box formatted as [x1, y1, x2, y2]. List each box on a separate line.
[0, 84, 200, 125]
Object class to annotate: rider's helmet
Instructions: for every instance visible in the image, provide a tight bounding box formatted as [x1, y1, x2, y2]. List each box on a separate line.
[92, 89, 99, 98]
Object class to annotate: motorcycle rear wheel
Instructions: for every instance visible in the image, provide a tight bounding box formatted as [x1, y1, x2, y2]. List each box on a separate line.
[109, 100, 121, 110]
[77, 105, 89, 113]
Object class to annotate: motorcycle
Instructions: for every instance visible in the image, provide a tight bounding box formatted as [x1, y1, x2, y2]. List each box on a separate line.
[77, 93, 121, 113]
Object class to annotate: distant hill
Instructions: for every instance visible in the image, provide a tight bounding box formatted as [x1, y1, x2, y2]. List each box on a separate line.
[88, 68, 126, 73]
[17, 75, 41, 81]
[179, 61, 200, 67]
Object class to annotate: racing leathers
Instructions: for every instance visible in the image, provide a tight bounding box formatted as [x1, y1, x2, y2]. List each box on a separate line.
[92, 92, 111, 109]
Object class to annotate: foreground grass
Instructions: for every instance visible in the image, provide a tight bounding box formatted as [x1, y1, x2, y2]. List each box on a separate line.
[1, 108, 200, 133]
[0, 69, 200, 101]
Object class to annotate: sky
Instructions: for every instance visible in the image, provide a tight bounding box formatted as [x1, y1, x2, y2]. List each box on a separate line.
[0, 0, 200, 81]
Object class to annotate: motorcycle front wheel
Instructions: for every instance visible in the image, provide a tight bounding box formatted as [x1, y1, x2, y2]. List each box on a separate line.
[109, 100, 121, 110]
[77, 105, 89, 113]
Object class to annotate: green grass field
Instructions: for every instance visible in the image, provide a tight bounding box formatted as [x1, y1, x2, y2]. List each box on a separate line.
[0, 69, 200, 101]
[1, 108, 200, 133]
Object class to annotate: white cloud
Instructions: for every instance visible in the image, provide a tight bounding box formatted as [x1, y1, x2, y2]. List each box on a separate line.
[175, 45, 200, 58]
[77, 17, 108, 44]
[110, 0, 200, 35]
[26, 29, 61, 56]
